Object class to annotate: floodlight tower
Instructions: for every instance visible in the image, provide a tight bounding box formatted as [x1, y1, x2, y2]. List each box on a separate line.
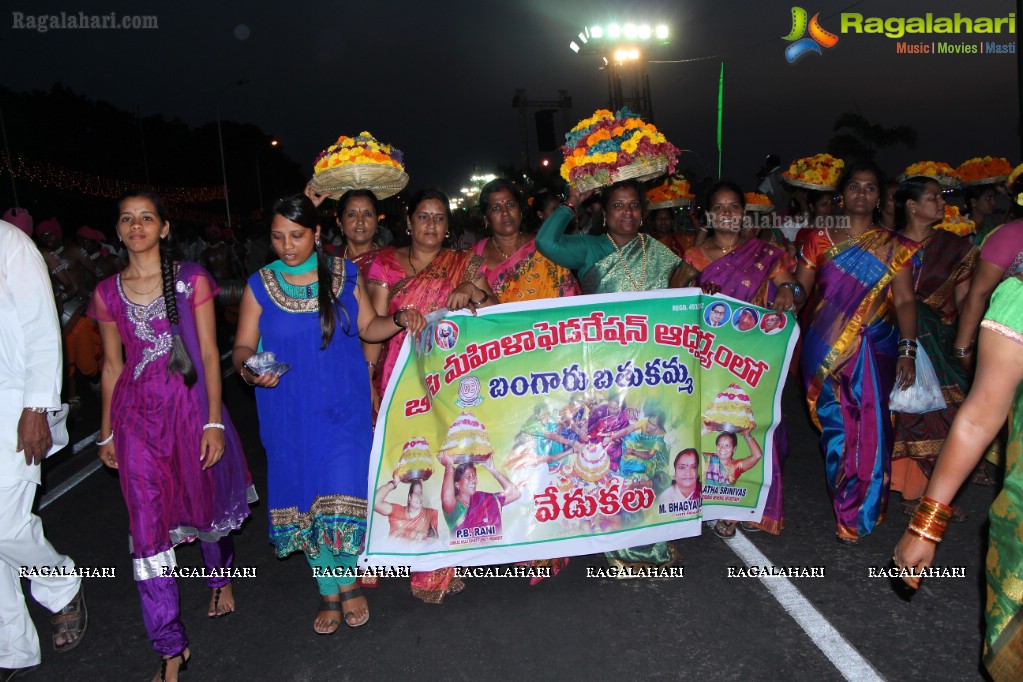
[570, 22, 669, 121]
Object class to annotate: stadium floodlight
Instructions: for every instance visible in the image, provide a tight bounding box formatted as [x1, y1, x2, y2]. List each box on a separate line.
[655, 24, 669, 40]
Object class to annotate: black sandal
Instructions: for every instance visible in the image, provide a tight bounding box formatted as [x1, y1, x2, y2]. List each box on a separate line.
[52, 586, 87, 653]
[159, 649, 190, 682]
[340, 586, 369, 628]
[208, 586, 233, 618]
[314, 599, 342, 635]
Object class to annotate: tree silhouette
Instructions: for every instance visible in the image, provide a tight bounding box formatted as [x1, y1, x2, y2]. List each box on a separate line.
[826, 112, 917, 163]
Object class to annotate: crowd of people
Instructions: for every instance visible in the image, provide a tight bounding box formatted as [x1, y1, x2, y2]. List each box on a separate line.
[3, 153, 1023, 680]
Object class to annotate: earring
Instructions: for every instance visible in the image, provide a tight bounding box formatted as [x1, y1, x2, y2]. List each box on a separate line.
[315, 238, 322, 250]
[407, 227, 412, 236]
[445, 231, 450, 239]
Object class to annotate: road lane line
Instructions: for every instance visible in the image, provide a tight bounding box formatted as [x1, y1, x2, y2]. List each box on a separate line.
[725, 532, 885, 682]
[40, 458, 103, 510]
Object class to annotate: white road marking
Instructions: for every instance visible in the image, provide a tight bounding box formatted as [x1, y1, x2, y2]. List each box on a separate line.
[725, 531, 885, 682]
[40, 458, 103, 510]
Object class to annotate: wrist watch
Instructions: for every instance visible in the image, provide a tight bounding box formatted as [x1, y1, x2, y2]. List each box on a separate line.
[26, 407, 47, 413]
[779, 281, 803, 300]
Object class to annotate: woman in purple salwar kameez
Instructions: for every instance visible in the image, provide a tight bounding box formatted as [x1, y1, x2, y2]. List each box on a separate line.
[91, 191, 255, 682]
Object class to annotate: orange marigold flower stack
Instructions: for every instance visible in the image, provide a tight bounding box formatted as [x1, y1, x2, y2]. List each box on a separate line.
[646, 175, 694, 207]
[956, 156, 1012, 186]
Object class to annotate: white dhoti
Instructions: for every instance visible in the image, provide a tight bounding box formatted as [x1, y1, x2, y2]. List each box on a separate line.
[0, 476, 80, 668]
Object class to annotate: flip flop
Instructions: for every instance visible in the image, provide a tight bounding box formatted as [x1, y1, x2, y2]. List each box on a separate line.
[340, 587, 369, 628]
[740, 522, 762, 533]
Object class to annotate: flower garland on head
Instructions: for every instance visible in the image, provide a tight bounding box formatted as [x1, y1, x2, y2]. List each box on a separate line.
[313, 131, 404, 174]
[956, 156, 1012, 184]
[560, 107, 680, 184]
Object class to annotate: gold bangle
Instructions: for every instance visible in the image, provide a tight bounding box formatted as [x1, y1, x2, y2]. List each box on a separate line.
[907, 526, 942, 544]
[920, 496, 956, 517]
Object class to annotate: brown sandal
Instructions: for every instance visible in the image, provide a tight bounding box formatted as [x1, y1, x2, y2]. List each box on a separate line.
[52, 587, 87, 653]
[713, 520, 737, 539]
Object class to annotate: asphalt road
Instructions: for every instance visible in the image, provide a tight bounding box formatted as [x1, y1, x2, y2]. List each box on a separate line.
[22, 369, 996, 681]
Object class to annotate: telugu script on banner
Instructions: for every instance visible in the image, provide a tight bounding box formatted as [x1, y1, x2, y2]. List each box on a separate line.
[362, 289, 798, 571]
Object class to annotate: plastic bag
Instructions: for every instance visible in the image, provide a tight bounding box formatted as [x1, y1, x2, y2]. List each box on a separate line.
[243, 351, 291, 378]
[889, 344, 946, 414]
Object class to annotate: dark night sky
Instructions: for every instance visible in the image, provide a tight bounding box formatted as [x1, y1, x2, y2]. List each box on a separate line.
[1, 0, 1018, 195]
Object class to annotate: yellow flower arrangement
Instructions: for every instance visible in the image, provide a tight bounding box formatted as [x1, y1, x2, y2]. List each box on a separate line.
[956, 156, 1012, 184]
[569, 110, 614, 133]
[933, 204, 975, 236]
[313, 131, 404, 175]
[782, 153, 844, 189]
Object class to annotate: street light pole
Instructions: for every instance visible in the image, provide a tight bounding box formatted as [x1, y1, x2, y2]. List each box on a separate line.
[216, 78, 248, 228]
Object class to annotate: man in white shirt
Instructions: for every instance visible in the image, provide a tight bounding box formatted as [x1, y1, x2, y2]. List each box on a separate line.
[0, 220, 87, 679]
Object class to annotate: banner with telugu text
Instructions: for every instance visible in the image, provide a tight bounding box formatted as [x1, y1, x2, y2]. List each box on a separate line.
[362, 289, 798, 571]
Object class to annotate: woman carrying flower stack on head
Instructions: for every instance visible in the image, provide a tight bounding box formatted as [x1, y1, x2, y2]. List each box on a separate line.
[334, 189, 387, 417]
[232, 192, 425, 635]
[91, 191, 256, 682]
[537, 180, 681, 294]
[795, 161, 920, 544]
[537, 179, 681, 572]
[472, 178, 580, 302]
[890, 177, 978, 512]
[670, 180, 801, 537]
[365, 187, 495, 604]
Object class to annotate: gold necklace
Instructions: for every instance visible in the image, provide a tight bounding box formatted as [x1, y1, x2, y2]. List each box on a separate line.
[123, 275, 160, 296]
[712, 236, 739, 254]
[491, 234, 521, 261]
[607, 233, 647, 291]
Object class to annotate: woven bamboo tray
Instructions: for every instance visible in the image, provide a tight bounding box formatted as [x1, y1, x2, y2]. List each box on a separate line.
[309, 164, 409, 199]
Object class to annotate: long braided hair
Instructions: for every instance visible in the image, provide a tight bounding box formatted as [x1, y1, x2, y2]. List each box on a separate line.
[273, 194, 351, 348]
[119, 190, 197, 386]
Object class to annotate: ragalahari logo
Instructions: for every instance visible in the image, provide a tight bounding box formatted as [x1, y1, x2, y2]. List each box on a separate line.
[783, 7, 839, 62]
